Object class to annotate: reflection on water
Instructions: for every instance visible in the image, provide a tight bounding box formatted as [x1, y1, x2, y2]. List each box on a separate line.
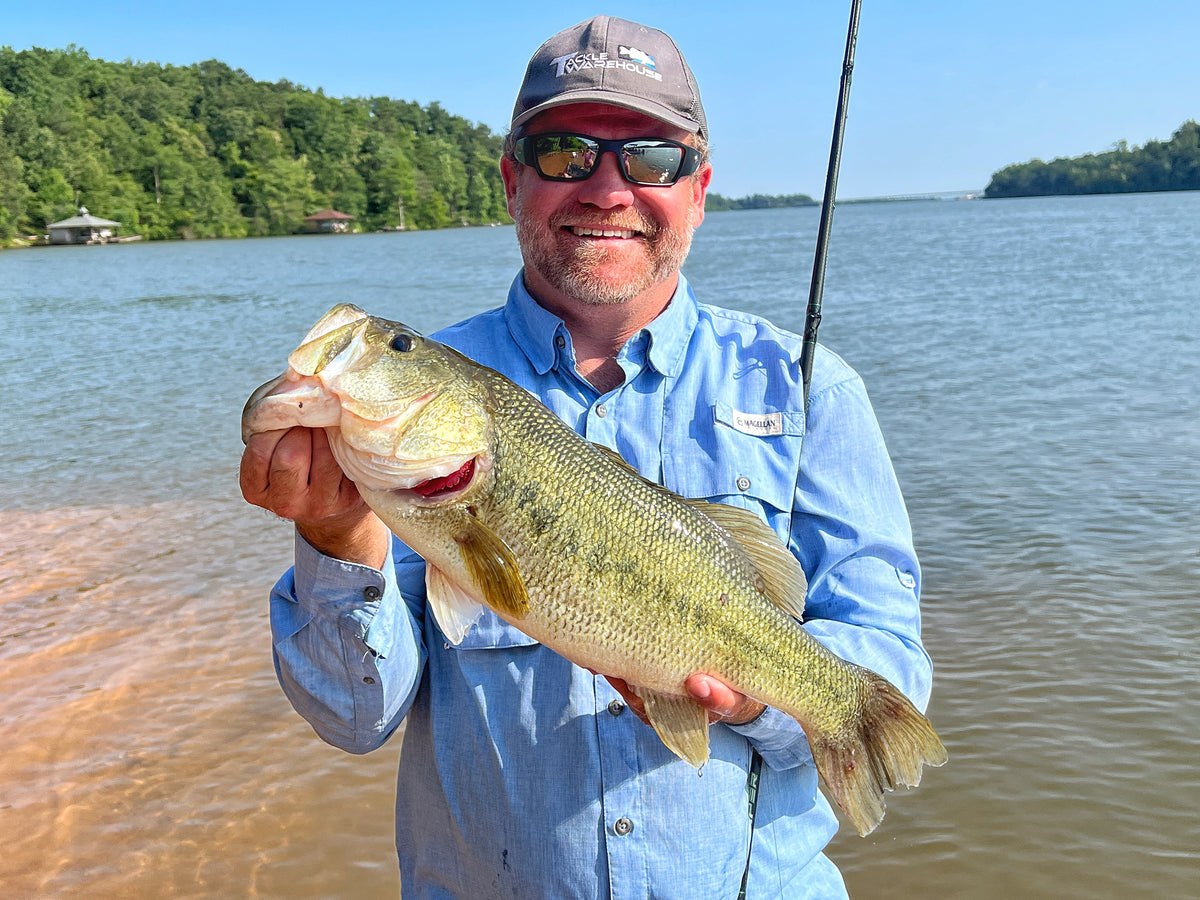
[2, 194, 1199, 897]
[0, 503, 401, 898]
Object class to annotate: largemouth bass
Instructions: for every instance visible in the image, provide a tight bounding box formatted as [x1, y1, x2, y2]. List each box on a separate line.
[243, 303, 946, 836]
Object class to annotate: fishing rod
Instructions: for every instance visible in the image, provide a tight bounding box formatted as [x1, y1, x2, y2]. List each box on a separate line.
[737, 10, 866, 899]
[799, 0, 863, 408]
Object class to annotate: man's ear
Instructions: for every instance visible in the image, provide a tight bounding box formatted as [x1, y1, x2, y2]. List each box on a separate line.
[500, 156, 520, 217]
[690, 163, 713, 227]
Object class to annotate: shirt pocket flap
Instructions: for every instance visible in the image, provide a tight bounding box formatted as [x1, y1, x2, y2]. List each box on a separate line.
[665, 402, 804, 515]
[443, 609, 541, 651]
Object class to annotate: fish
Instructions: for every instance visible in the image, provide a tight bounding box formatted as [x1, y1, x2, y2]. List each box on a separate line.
[242, 303, 947, 836]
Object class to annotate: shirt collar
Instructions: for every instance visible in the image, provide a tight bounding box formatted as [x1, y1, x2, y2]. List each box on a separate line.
[503, 271, 699, 379]
[639, 274, 698, 378]
[503, 274, 570, 375]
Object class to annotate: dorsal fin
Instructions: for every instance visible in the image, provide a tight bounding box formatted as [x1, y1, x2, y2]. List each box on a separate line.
[691, 501, 807, 621]
[592, 443, 671, 490]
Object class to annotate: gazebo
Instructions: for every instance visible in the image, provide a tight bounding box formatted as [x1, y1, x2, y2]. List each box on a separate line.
[303, 209, 355, 233]
[48, 207, 122, 245]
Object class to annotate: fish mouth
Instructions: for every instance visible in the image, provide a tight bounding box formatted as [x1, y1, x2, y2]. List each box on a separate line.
[407, 457, 478, 499]
[241, 371, 343, 443]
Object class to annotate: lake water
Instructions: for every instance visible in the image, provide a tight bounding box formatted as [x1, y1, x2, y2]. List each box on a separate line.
[1, 192, 1197, 898]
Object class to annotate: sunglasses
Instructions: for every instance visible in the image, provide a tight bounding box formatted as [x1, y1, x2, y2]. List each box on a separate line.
[514, 133, 702, 186]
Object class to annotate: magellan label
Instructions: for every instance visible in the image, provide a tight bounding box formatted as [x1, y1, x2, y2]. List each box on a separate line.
[727, 409, 783, 437]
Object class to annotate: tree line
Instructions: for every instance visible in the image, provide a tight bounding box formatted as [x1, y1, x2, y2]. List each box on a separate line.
[0, 46, 828, 247]
[985, 120, 1200, 198]
[0, 46, 511, 243]
[705, 191, 816, 211]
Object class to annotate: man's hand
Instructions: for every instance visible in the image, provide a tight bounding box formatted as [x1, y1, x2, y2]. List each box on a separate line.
[239, 426, 389, 568]
[603, 673, 767, 727]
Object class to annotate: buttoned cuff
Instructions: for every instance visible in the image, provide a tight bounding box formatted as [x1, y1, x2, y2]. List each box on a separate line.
[292, 531, 402, 659]
[727, 705, 815, 770]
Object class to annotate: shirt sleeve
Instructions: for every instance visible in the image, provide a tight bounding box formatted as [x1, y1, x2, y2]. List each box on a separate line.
[268, 532, 430, 754]
[793, 366, 932, 706]
[732, 358, 932, 770]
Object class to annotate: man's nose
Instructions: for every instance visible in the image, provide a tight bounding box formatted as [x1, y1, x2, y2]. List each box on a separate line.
[574, 150, 635, 208]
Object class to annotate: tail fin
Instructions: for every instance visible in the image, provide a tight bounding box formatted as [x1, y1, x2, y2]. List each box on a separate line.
[809, 673, 947, 836]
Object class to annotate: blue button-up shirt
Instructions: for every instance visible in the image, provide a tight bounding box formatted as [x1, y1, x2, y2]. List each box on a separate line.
[269, 273, 932, 899]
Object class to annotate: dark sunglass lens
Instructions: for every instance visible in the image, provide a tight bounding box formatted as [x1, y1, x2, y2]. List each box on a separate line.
[534, 135, 599, 179]
[621, 142, 685, 185]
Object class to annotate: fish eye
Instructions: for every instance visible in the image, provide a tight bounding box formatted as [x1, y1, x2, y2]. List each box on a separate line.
[390, 333, 414, 352]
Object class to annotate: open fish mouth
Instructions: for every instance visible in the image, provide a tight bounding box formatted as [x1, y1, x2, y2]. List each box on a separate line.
[407, 457, 477, 499]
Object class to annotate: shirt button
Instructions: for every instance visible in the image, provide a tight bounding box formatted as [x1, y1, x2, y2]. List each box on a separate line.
[736, 476, 751, 492]
[607, 699, 625, 716]
[555, 335, 566, 349]
[614, 817, 634, 836]
[362, 676, 376, 684]
[595, 404, 608, 418]
[363, 585, 381, 601]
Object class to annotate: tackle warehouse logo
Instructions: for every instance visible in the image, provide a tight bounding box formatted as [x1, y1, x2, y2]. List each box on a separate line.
[549, 47, 663, 82]
[619, 46, 656, 69]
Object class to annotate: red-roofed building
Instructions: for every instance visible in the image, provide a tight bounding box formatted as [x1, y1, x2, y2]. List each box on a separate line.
[303, 209, 355, 233]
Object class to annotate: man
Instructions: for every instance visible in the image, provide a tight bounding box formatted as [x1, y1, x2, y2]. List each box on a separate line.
[240, 16, 932, 899]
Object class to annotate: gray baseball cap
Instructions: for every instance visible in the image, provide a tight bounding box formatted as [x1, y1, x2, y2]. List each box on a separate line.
[511, 16, 707, 139]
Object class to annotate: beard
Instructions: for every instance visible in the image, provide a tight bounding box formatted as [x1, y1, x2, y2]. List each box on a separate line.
[514, 194, 696, 306]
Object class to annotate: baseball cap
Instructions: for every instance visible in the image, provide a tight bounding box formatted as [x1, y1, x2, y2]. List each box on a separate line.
[511, 16, 707, 139]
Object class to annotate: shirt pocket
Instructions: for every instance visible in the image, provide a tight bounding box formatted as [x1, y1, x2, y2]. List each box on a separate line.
[663, 401, 805, 535]
[441, 609, 541, 651]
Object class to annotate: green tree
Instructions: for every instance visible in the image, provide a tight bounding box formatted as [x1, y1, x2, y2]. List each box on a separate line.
[25, 167, 75, 228]
[0, 133, 29, 239]
[365, 141, 418, 229]
[986, 120, 1200, 198]
[245, 154, 319, 235]
[0, 45, 514, 243]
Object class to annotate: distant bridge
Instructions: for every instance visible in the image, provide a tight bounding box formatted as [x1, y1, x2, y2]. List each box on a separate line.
[840, 189, 985, 203]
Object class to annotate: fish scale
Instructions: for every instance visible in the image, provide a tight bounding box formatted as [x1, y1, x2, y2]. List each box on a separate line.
[242, 303, 947, 836]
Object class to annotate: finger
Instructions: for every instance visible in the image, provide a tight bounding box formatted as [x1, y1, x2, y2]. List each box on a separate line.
[685, 673, 736, 714]
[308, 428, 361, 509]
[239, 429, 291, 504]
[685, 673, 763, 724]
[306, 428, 342, 502]
[266, 427, 315, 506]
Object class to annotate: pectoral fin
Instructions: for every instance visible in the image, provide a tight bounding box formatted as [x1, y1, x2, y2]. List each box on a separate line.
[455, 514, 530, 620]
[636, 688, 712, 768]
[425, 565, 487, 645]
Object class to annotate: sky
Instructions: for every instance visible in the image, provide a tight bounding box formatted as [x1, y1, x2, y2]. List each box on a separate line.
[4, 1, 1198, 199]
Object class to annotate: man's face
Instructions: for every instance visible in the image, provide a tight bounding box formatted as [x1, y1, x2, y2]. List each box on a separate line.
[501, 103, 712, 309]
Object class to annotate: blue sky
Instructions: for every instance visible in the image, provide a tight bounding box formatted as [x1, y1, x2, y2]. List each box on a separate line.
[4, 1, 1197, 198]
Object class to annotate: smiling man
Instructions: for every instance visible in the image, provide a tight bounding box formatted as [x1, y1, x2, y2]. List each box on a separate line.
[505, 101, 709, 393]
[241, 16, 933, 899]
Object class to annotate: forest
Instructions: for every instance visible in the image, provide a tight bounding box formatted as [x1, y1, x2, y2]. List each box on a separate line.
[0, 46, 824, 247]
[0, 46, 512, 243]
[985, 120, 1200, 198]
